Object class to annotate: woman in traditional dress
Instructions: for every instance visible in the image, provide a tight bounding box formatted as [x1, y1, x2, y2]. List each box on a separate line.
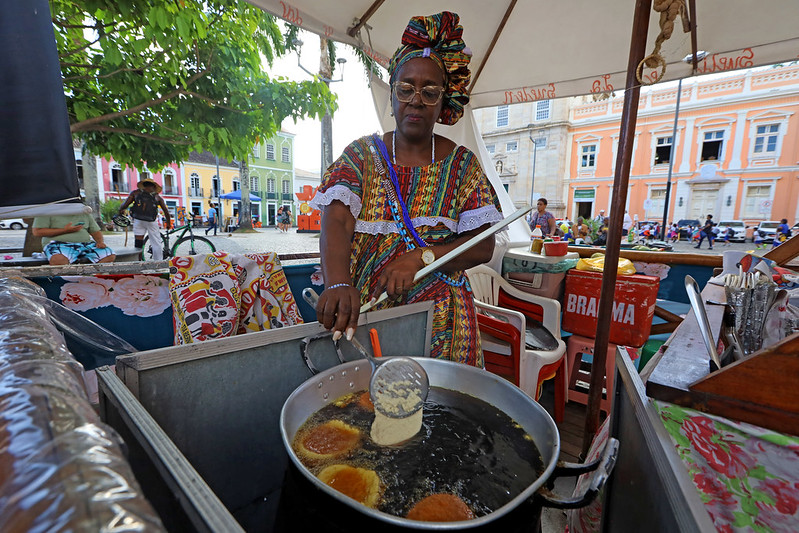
[309, 12, 502, 366]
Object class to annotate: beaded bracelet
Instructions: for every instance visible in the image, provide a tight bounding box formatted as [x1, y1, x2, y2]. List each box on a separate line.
[327, 283, 351, 290]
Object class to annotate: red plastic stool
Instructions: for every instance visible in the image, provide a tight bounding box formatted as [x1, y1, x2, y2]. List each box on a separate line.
[566, 335, 620, 415]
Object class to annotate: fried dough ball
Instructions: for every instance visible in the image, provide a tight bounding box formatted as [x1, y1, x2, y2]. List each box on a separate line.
[296, 420, 361, 461]
[406, 493, 475, 522]
[317, 464, 381, 508]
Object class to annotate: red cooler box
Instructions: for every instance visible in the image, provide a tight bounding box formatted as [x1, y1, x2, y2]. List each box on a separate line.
[562, 270, 659, 347]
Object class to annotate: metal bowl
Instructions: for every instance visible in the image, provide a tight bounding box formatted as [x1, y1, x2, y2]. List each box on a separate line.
[280, 357, 559, 530]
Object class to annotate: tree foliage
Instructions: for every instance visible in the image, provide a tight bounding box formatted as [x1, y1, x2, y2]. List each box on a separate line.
[52, 0, 337, 169]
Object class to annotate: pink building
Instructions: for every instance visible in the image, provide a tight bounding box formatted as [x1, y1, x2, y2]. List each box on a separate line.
[567, 65, 799, 227]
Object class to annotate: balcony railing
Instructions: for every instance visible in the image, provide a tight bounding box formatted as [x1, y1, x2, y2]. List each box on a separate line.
[111, 182, 130, 193]
[190, 187, 203, 197]
[163, 187, 179, 196]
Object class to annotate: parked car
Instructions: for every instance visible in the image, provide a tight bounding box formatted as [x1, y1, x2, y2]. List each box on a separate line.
[757, 221, 781, 243]
[717, 220, 748, 242]
[676, 219, 700, 239]
[0, 218, 28, 230]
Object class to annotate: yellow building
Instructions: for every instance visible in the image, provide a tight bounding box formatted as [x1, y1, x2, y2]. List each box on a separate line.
[182, 152, 240, 227]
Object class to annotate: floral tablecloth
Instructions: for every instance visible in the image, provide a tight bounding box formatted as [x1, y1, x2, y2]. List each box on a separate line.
[655, 401, 799, 532]
[35, 273, 174, 368]
[567, 403, 799, 533]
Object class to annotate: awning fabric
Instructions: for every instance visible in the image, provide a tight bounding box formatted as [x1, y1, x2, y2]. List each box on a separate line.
[249, 0, 799, 108]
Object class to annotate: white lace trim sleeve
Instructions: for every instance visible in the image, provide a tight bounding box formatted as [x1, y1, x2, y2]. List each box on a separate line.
[458, 204, 504, 233]
[354, 216, 459, 236]
[309, 184, 362, 220]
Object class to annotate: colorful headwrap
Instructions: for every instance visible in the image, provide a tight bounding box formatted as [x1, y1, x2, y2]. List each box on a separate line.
[388, 11, 471, 126]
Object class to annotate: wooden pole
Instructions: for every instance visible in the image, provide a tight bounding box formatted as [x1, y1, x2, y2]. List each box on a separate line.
[582, 0, 653, 455]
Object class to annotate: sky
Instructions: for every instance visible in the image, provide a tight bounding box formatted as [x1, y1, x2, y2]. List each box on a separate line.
[270, 29, 382, 174]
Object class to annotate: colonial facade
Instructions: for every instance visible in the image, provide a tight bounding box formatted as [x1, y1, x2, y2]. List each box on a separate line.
[182, 152, 238, 225]
[475, 64, 799, 227]
[473, 98, 572, 217]
[249, 131, 295, 226]
[73, 130, 298, 229]
[567, 65, 799, 225]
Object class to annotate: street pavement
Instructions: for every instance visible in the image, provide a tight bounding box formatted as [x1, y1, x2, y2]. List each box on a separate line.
[0, 226, 322, 264]
[0, 228, 772, 263]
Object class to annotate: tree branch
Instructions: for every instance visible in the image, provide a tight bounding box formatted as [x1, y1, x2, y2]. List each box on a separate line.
[64, 65, 143, 82]
[61, 21, 134, 58]
[70, 68, 210, 132]
[60, 62, 102, 70]
[182, 91, 243, 113]
[87, 125, 192, 145]
[53, 19, 117, 30]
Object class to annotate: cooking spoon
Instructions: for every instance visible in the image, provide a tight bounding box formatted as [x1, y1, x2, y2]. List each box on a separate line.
[359, 206, 533, 314]
[302, 288, 429, 418]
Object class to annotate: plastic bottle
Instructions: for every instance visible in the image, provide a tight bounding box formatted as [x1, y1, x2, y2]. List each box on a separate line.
[530, 225, 543, 254]
[541, 237, 553, 256]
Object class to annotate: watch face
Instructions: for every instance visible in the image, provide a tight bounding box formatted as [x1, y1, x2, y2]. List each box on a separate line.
[422, 249, 435, 265]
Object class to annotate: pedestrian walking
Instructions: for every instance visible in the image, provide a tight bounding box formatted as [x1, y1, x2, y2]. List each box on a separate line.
[205, 201, 218, 236]
[695, 215, 715, 249]
[281, 207, 292, 232]
[723, 226, 733, 246]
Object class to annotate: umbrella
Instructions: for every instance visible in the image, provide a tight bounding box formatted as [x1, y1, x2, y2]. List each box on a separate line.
[249, 0, 799, 108]
[219, 190, 261, 202]
[249, 0, 799, 245]
[250, 0, 799, 451]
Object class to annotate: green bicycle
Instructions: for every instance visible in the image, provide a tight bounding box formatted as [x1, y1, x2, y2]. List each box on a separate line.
[140, 218, 216, 260]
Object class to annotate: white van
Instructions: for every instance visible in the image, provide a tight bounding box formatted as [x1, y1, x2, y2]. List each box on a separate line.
[717, 220, 747, 242]
[757, 221, 781, 243]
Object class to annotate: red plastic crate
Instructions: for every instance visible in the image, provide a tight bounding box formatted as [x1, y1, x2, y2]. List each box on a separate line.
[562, 270, 659, 347]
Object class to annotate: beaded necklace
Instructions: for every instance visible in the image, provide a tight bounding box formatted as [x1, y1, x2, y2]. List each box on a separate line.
[372, 135, 467, 289]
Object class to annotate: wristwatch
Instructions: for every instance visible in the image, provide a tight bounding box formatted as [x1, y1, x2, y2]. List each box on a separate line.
[420, 248, 435, 266]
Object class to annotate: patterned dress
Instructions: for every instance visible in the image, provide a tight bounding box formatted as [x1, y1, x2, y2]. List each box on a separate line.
[310, 136, 502, 366]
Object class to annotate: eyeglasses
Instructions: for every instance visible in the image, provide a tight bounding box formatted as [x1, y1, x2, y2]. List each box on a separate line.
[392, 81, 445, 106]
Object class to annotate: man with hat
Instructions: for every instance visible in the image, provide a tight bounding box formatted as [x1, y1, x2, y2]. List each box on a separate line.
[594, 209, 605, 222]
[118, 177, 171, 260]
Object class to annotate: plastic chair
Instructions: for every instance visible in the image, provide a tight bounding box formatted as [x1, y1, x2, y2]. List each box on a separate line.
[467, 265, 568, 422]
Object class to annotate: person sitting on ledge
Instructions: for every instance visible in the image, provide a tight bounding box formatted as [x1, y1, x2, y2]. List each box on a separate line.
[32, 212, 116, 265]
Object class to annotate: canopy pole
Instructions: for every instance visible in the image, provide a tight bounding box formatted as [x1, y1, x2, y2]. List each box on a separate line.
[469, 0, 518, 94]
[582, 0, 653, 456]
[347, 0, 386, 37]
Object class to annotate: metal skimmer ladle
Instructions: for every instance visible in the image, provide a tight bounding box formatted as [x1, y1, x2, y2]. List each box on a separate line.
[302, 288, 429, 418]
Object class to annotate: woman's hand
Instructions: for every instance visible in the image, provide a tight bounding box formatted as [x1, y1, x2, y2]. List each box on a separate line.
[374, 250, 421, 300]
[316, 284, 361, 340]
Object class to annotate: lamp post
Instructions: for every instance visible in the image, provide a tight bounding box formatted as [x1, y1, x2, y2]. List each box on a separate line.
[660, 51, 708, 240]
[528, 135, 545, 207]
[215, 155, 223, 223]
[660, 79, 681, 240]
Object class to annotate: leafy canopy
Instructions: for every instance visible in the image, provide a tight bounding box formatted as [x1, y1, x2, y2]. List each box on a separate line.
[53, 0, 336, 169]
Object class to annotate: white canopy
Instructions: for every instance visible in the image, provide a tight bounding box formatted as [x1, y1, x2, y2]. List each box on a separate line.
[250, 0, 799, 108]
[251, 1, 799, 244]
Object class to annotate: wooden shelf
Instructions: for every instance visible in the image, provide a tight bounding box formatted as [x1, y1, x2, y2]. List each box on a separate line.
[646, 282, 799, 436]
